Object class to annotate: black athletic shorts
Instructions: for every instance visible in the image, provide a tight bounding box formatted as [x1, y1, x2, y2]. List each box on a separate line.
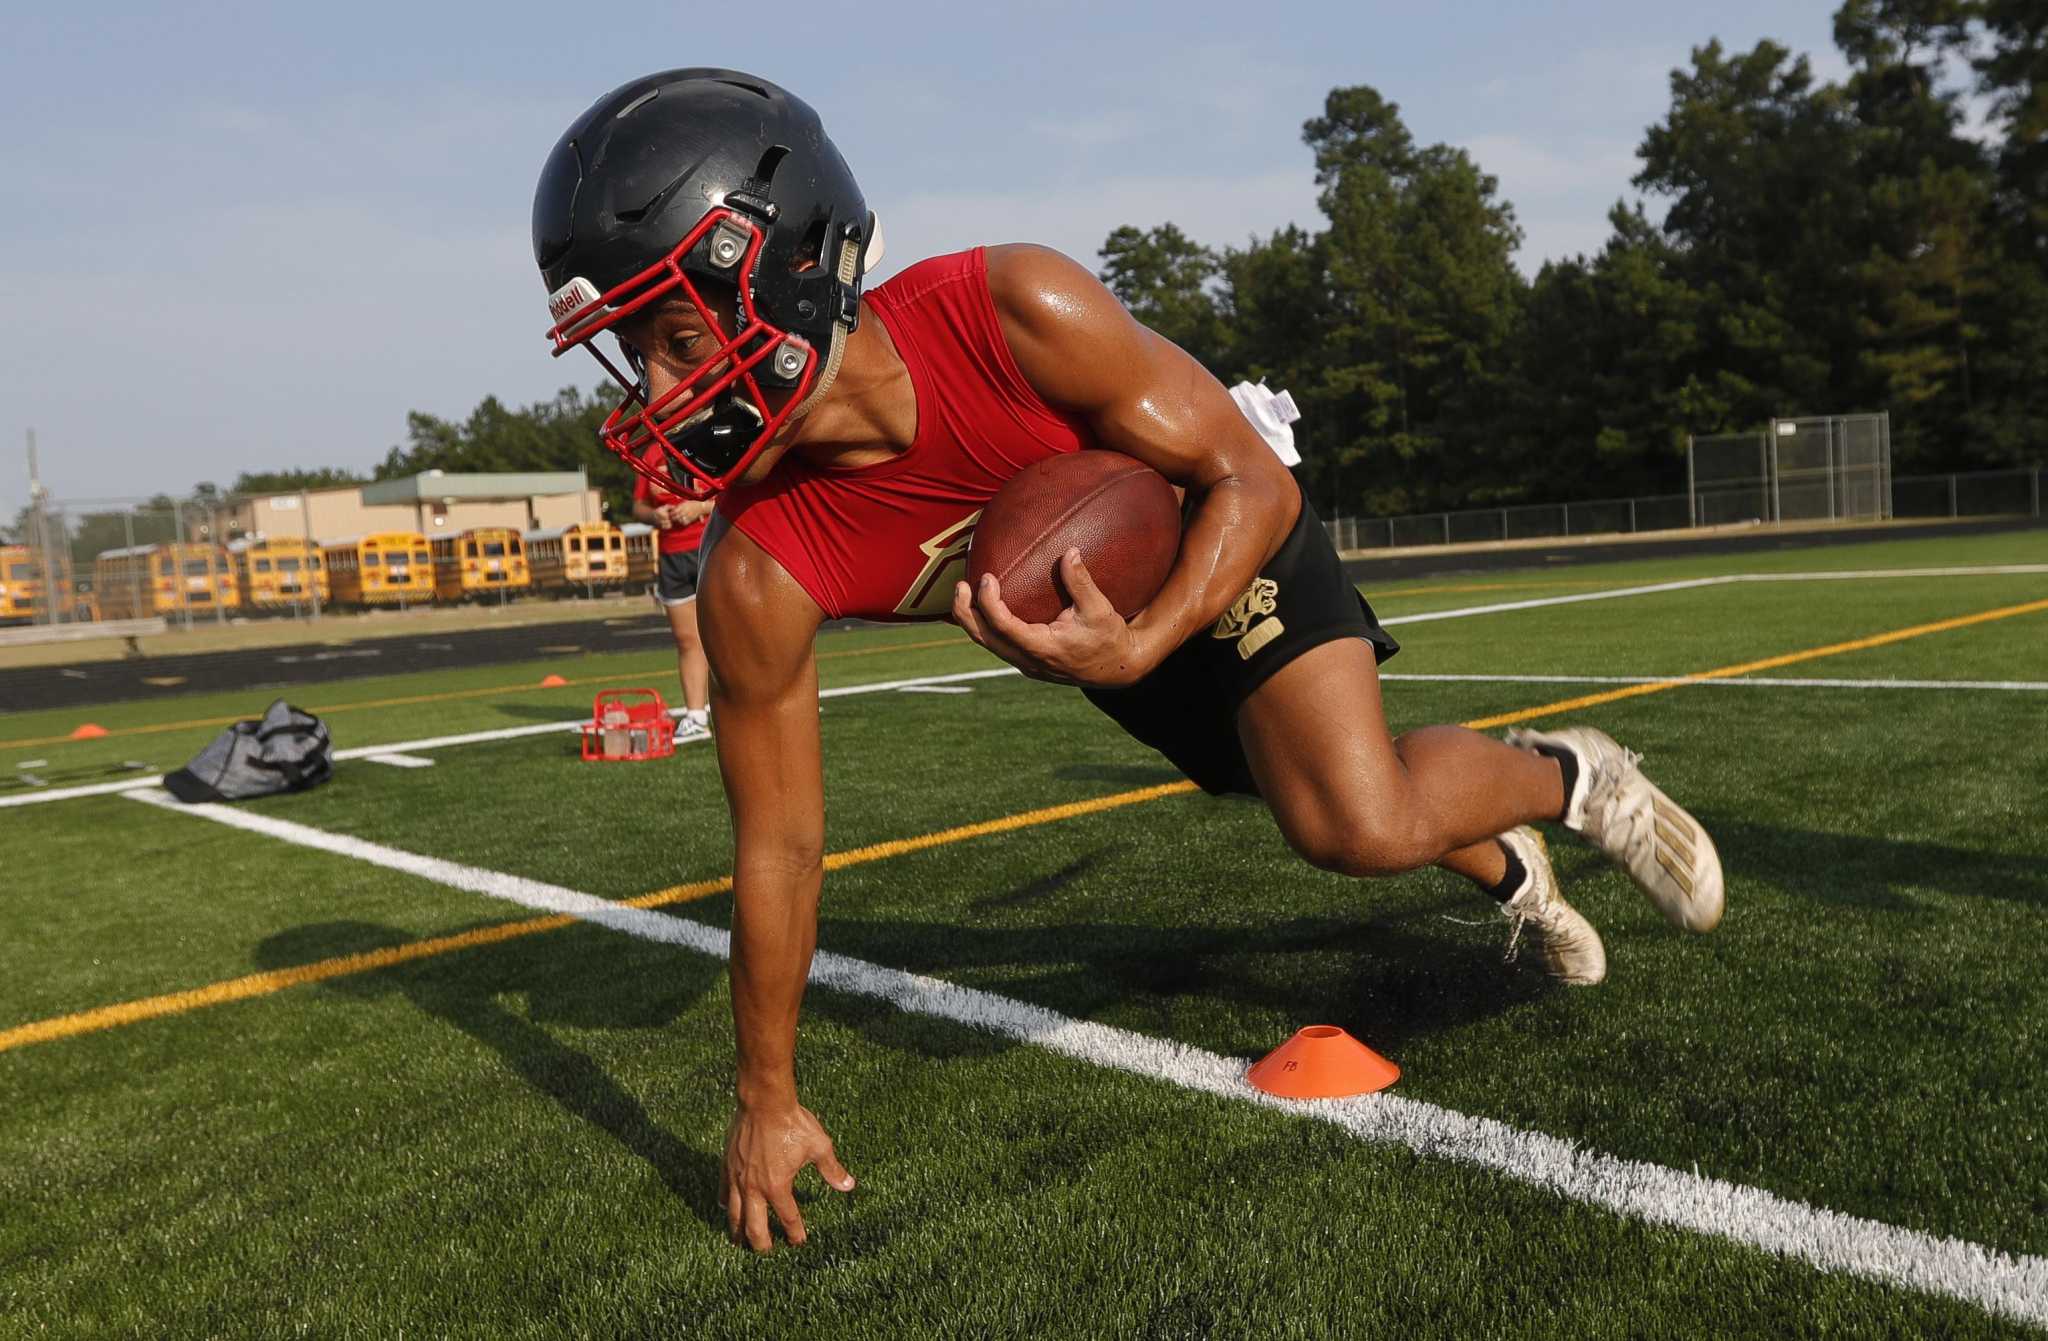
[655, 548, 702, 606]
[1083, 489, 1397, 797]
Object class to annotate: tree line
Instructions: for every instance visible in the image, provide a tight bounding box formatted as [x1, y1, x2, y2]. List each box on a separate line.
[1105, 0, 2046, 516]
[16, 1, 2042, 554]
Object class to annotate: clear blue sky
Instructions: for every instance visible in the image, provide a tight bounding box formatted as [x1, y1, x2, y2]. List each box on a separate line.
[0, 1, 1849, 515]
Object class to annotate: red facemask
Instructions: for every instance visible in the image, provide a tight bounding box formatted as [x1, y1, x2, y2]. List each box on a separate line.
[544, 207, 816, 494]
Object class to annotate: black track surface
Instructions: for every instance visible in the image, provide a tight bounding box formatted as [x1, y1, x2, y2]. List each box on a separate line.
[0, 611, 697, 715]
[3, 518, 2035, 715]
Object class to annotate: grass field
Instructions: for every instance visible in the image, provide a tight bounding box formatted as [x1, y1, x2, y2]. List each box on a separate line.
[4, 527, 2046, 1338]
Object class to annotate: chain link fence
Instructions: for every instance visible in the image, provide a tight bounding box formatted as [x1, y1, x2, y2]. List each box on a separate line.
[1, 496, 290, 629]
[1327, 494, 1697, 552]
[1324, 461, 2038, 554]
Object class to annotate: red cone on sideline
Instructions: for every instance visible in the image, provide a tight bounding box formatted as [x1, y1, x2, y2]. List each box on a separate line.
[540, 675, 569, 687]
[1247, 1026, 1399, 1099]
[69, 723, 109, 740]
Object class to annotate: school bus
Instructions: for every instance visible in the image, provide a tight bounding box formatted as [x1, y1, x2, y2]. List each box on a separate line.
[320, 532, 436, 608]
[431, 526, 531, 601]
[524, 521, 628, 594]
[619, 522, 657, 590]
[95, 544, 239, 620]
[228, 535, 329, 611]
[0, 544, 73, 624]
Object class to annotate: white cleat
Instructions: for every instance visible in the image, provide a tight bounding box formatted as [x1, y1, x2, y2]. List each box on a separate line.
[1498, 826, 1606, 986]
[1507, 726, 1724, 932]
[679, 707, 711, 738]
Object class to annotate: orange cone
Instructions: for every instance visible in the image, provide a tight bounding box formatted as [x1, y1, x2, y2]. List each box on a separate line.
[1246, 1026, 1399, 1099]
[539, 674, 569, 687]
[69, 723, 109, 740]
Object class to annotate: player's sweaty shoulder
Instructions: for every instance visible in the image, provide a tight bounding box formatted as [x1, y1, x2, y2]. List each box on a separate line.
[984, 243, 1158, 416]
[983, 244, 1117, 342]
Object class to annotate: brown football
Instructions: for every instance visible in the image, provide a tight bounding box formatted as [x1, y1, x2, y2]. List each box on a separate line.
[966, 451, 1181, 626]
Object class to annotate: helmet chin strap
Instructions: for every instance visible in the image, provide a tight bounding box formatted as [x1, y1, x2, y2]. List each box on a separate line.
[787, 221, 875, 422]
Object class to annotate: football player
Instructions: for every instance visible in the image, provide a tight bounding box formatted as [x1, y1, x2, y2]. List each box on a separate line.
[533, 68, 1724, 1253]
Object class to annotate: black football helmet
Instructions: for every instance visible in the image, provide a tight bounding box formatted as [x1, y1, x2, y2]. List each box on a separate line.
[533, 69, 881, 490]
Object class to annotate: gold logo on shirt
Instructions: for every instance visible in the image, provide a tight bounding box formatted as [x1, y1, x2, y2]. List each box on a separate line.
[894, 510, 982, 618]
[1212, 578, 1284, 660]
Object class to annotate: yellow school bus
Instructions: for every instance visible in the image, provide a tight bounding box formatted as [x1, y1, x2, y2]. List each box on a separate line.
[95, 543, 239, 620]
[0, 544, 73, 624]
[228, 535, 329, 611]
[320, 532, 436, 608]
[431, 526, 532, 601]
[524, 521, 627, 593]
[619, 522, 657, 590]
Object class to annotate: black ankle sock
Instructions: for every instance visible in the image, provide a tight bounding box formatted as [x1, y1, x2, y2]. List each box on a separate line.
[1485, 838, 1527, 903]
[1533, 742, 1579, 821]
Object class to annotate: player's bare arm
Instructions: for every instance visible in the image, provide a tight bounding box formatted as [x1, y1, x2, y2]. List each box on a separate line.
[949, 245, 1299, 688]
[695, 522, 856, 1251]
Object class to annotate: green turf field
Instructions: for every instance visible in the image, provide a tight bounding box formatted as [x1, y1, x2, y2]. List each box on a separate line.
[4, 528, 2045, 1338]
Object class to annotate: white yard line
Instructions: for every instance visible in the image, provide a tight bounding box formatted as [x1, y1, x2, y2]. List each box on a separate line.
[1385, 673, 2048, 692]
[363, 753, 437, 768]
[1376, 564, 2048, 627]
[127, 787, 2048, 1328]
[1378, 577, 1729, 626]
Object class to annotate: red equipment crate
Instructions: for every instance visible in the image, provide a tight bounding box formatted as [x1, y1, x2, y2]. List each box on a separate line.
[580, 688, 678, 761]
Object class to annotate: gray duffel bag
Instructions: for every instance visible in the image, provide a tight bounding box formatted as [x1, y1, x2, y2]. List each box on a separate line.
[163, 699, 334, 803]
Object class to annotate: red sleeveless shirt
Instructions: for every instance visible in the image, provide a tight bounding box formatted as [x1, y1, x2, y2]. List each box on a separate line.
[717, 249, 1089, 621]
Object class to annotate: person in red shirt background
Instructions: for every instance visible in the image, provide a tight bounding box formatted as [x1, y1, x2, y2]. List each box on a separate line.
[631, 445, 715, 734]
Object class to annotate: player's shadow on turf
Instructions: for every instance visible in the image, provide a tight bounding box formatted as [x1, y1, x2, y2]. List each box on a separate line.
[805, 906, 1543, 1062]
[1701, 816, 2048, 909]
[253, 920, 725, 1231]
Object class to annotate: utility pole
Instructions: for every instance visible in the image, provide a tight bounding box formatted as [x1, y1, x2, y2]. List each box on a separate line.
[26, 428, 64, 625]
[300, 488, 322, 621]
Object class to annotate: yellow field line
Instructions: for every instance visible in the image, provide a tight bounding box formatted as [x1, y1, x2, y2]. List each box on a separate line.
[0, 635, 970, 752]
[0, 782, 1188, 1054]
[5, 596, 2041, 1055]
[1463, 596, 2048, 730]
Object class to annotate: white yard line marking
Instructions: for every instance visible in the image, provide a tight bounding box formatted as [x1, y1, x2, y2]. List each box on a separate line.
[125, 786, 2048, 1326]
[898, 685, 975, 694]
[1385, 673, 2048, 692]
[1376, 564, 2048, 627]
[363, 753, 437, 769]
[1379, 577, 1728, 625]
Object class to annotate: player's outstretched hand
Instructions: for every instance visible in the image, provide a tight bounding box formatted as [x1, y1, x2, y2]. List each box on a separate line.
[952, 548, 1158, 688]
[722, 1102, 855, 1253]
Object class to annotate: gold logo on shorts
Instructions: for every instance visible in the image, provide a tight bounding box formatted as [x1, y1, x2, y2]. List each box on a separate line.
[1212, 578, 1284, 660]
